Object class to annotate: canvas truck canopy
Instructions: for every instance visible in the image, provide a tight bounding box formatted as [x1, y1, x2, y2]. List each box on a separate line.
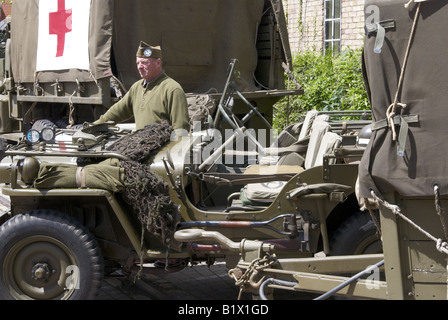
[358, 0, 448, 199]
[10, 0, 114, 83]
[113, 0, 292, 94]
[10, 0, 292, 95]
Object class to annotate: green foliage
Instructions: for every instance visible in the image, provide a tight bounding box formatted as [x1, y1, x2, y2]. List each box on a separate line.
[274, 48, 370, 130]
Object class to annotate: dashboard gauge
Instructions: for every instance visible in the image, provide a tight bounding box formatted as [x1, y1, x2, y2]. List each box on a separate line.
[26, 129, 40, 144]
[41, 127, 55, 142]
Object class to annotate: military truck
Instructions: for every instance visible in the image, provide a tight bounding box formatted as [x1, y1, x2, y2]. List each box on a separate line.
[0, 0, 378, 300]
[0, 0, 300, 148]
[226, 0, 448, 300]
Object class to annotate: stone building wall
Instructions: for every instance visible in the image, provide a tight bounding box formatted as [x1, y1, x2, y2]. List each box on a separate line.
[340, 0, 365, 50]
[283, 0, 366, 54]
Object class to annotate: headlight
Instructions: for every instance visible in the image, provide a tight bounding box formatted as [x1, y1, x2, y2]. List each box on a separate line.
[25, 127, 56, 144]
[26, 129, 41, 144]
[41, 127, 56, 142]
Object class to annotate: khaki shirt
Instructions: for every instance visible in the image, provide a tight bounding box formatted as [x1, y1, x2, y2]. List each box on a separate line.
[95, 72, 190, 131]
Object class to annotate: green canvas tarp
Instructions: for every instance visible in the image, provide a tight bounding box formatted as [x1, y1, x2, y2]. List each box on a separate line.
[359, 0, 448, 200]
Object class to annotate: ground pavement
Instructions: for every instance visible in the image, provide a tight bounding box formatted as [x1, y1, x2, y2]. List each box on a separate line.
[96, 261, 246, 300]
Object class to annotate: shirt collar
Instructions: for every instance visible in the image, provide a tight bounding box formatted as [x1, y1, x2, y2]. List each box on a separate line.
[142, 70, 165, 88]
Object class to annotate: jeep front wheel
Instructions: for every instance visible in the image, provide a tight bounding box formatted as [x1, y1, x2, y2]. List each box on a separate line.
[0, 210, 104, 300]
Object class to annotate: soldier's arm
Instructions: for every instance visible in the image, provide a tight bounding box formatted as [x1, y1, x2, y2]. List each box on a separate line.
[168, 87, 190, 132]
[94, 89, 134, 125]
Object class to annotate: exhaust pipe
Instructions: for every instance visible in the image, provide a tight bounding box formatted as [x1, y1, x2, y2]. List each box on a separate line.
[174, 229, 274, 253]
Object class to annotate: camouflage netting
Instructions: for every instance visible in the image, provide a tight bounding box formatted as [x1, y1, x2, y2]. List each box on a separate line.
[106, 121, 180, 247]
[106, 121, 173, 162]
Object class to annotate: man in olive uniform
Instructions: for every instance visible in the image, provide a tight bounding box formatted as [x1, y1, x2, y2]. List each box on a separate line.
[95, 41, 190, 132]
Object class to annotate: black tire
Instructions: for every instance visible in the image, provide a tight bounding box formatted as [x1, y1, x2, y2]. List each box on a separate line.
[31, 119, 58, 131]
[0, 210, 104, 300]
[330, 211, 382, 255]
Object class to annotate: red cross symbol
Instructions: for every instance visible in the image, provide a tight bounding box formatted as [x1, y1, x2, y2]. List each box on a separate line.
[49, 0, 73, 57]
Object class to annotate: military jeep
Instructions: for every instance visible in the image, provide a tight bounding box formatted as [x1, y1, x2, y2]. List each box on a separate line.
[0, 59, 375, 299]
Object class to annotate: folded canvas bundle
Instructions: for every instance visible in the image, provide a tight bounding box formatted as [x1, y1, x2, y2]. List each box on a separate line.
[34, 158, 125, 192]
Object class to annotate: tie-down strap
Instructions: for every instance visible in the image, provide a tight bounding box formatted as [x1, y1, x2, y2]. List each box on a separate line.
[371, 114, 419, 156]
[365, 19, 396, 54]
[76, 167, 87, 188]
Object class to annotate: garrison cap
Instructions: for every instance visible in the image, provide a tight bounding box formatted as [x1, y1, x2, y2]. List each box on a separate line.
[136, 41, 162, 59]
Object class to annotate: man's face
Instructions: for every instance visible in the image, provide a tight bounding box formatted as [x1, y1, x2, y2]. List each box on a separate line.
[136, 57, 162, 81]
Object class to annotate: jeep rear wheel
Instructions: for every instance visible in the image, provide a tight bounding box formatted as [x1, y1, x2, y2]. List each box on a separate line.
[330, 211, 382, 255]
[0, 210, 104, 300]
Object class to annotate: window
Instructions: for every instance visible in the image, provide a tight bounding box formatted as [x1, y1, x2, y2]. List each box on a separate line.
[324, 0, 341, 54]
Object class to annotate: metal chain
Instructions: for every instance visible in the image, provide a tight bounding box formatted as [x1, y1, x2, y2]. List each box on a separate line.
[231, 253, 277, 299]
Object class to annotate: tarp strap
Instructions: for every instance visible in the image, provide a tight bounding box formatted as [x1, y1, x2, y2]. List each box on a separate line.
[371, 114, 419, 131]
[374, 23, 385, 54]
[371, 114, 419, 156]
[396, 115, 409, 156]
[76, 167, 86, 189]
[364, 20, 396, 54]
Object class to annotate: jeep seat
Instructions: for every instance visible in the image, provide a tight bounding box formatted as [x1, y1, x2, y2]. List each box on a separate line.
[240, 130, 342, 206]
[259, 109, 319, 166]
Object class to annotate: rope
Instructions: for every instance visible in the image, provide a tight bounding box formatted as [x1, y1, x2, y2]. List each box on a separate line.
[369, 190, 448, 255]
[133, 223, 145, 283]
[433, 184, 448, 299]
[367, 203, 382, 237]
[387, 2, 421, 141]
[68, 89, 77, 127]
[434, 184, 448, 240]
[89, 70, 100, 88]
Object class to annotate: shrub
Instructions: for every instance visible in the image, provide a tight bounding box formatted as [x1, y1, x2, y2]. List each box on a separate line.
[274, 48, 370, 130]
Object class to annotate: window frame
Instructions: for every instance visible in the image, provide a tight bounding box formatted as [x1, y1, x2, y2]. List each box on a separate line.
[323, 0, 342, 54]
